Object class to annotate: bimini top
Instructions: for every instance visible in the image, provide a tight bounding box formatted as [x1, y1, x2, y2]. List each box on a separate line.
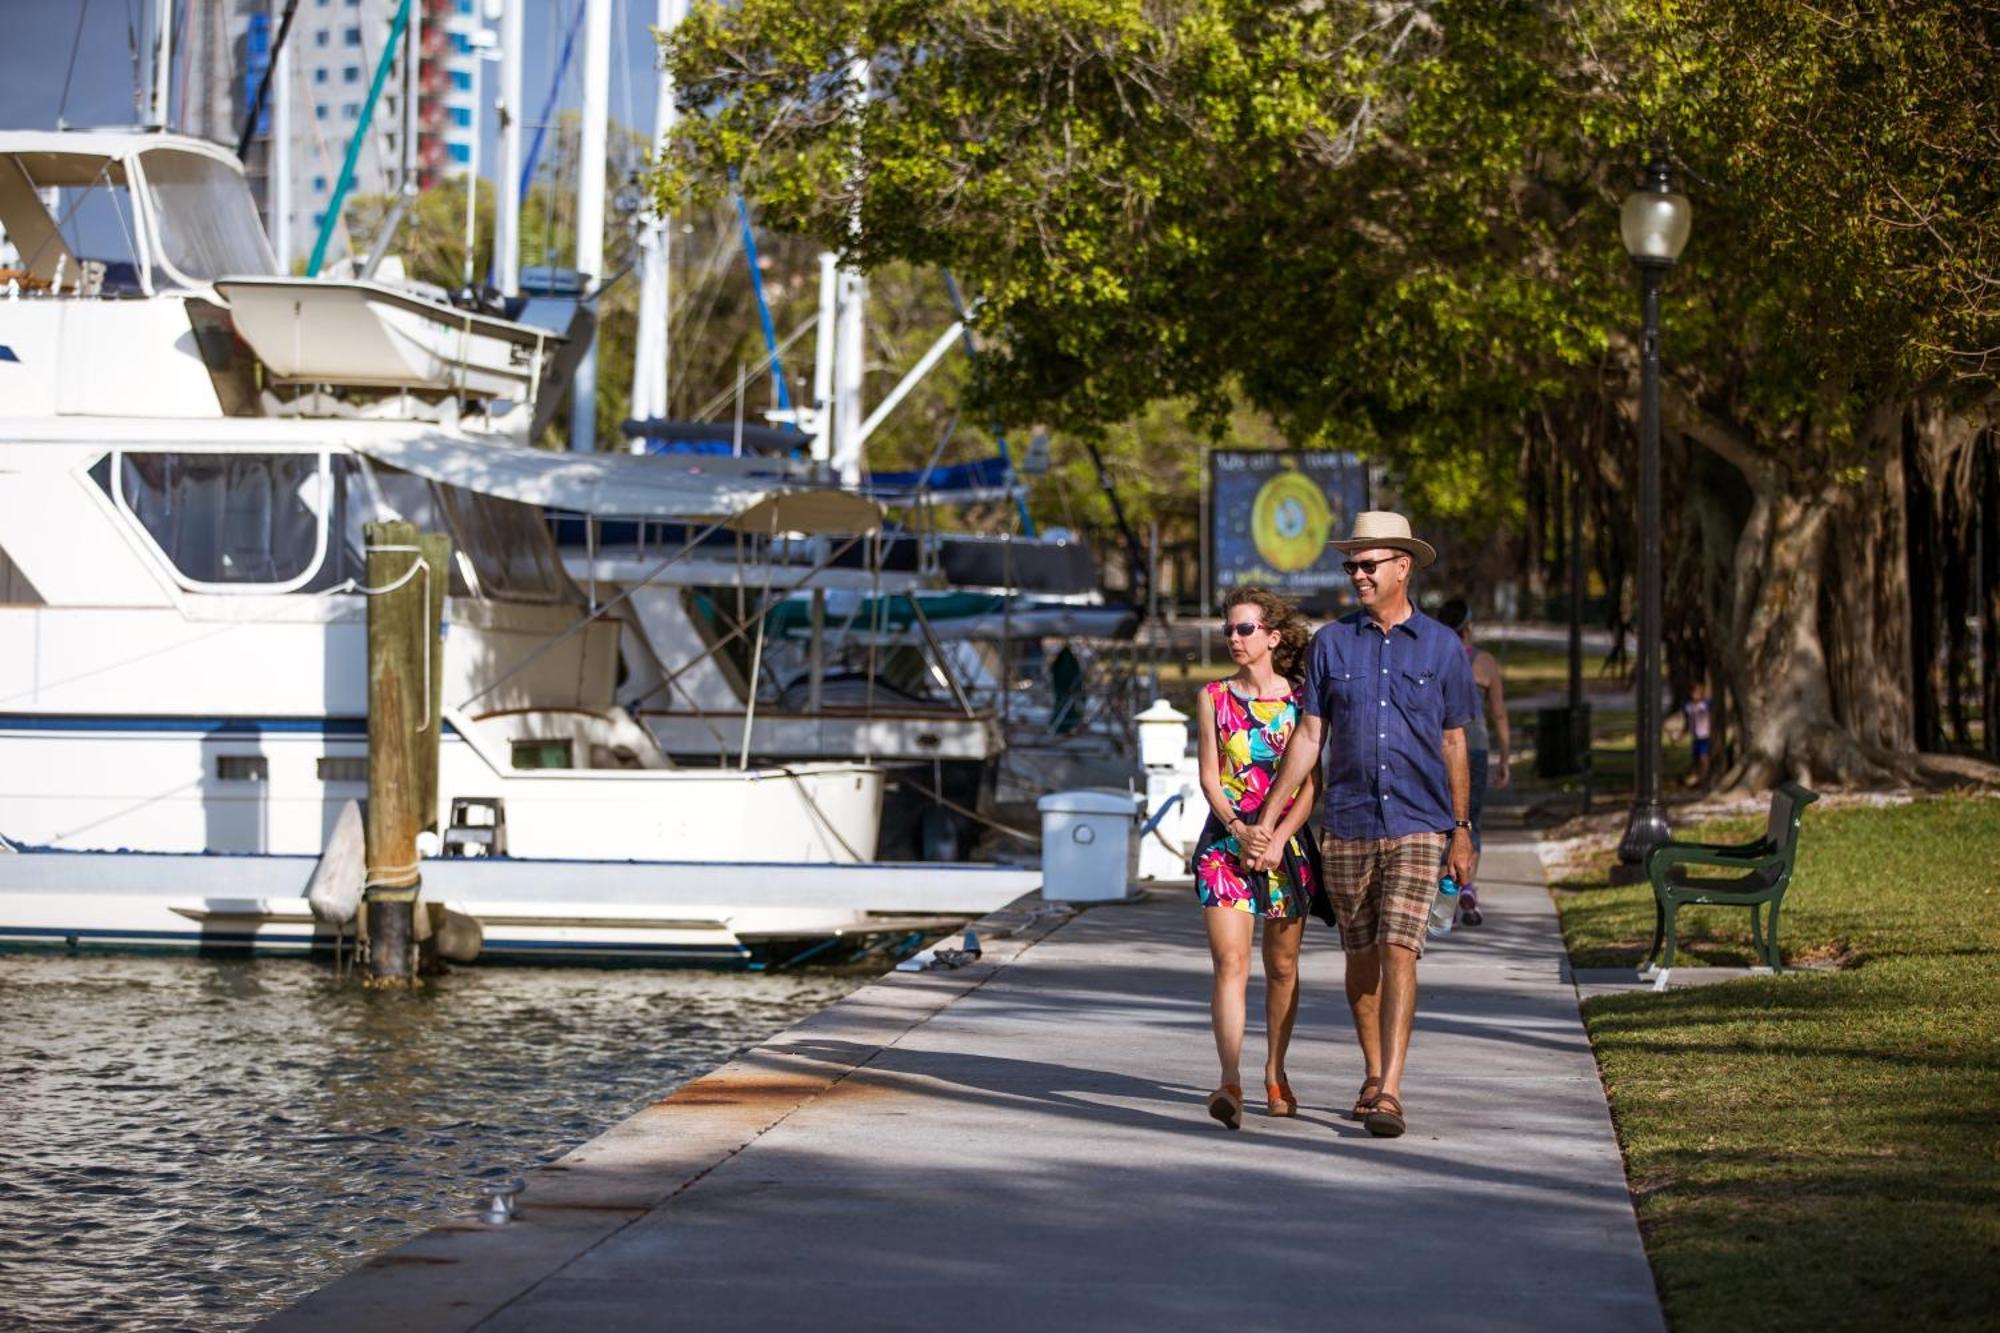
[354, 431, 882, 533]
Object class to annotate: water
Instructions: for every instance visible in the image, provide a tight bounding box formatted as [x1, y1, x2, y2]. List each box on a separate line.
[0, 953, 860, 1331]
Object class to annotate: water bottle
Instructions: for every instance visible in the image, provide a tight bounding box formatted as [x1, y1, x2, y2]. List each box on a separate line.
[1429, 877, 1460, 938]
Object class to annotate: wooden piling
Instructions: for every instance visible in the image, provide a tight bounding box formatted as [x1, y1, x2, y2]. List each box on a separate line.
[363, 520, 446, 987]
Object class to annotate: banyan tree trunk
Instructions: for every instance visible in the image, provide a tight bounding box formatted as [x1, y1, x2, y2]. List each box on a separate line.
[1725, 477, 1905, 791]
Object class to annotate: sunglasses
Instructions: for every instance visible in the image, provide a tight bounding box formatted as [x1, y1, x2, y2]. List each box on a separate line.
[1342, 556, 1407, 577]
[1223, 621, 1266, 638]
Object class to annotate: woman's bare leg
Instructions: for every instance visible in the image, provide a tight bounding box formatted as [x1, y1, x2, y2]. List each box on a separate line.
[1204, 907, 1255, 1086]
[1262, 917, 1304, 1085]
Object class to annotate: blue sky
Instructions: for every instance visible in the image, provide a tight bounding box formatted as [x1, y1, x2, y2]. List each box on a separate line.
[0, 0, 676, 166]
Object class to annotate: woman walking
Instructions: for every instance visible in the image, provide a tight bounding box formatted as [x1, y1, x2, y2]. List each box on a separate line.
[1192, 587, 1325, 1129]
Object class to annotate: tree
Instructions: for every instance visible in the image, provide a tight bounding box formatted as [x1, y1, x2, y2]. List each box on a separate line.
[654, 0, 2000, 787]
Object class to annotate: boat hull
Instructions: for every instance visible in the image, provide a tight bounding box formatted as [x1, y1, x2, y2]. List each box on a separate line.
[0, 847, 1040, 965]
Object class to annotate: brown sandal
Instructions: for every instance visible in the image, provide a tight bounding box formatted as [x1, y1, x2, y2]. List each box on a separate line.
[1266, 1080, 1298, 1118]
[1363, 1092, 1406, 1138]
[1351, 1077, 1382, 1121]
[1206, 1083, 1244, 1130]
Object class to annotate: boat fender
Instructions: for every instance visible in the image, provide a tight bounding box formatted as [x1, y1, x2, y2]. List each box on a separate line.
[306, 800, 366, 926]
[436, 909, 484, 964]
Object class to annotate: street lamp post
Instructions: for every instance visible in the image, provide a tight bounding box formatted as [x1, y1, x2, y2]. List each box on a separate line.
[1613, 156, 1692, 882]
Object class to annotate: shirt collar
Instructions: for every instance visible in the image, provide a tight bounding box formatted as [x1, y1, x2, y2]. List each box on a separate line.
[1350, 608, 1426, 640]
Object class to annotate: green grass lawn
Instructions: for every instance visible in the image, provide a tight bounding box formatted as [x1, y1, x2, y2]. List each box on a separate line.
[1553, 796, 2000, 1331]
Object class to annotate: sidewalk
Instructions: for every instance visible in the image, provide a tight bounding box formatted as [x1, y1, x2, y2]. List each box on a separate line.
[268, 835, 1663, 1332]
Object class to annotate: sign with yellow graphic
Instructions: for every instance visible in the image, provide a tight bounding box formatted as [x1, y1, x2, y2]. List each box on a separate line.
[1209, 450, 1369, 611]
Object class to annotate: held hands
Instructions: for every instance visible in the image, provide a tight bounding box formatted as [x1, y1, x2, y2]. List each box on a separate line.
[1447, 828, 1475, 886]
[1234, 820, 1274, 864]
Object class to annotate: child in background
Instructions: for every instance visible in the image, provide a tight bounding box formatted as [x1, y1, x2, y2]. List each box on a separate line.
[1684, 680, 1713, 787]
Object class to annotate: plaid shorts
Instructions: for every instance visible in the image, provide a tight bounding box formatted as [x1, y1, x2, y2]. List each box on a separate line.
[1319, 831, 1449, 957]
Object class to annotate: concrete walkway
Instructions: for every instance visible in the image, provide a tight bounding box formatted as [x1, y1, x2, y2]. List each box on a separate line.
[269, 836, 1663, 1332]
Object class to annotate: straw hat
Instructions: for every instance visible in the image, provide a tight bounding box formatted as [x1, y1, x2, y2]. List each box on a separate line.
[1330, 510, 1437, 569]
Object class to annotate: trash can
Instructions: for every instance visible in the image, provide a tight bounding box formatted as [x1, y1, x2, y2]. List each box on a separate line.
[1535, 703, 1592, 779]
[1037, 789, 1140, 902]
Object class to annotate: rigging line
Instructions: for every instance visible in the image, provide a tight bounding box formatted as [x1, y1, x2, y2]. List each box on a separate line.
[684, 314, 815, 423]
[56, 0, 93, 129]
[520, 0, 587, 202]
[18, 159, 119, 282]
[235, 0, 303, 161]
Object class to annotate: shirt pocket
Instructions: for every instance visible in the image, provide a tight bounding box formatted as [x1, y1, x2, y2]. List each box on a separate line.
[1395, 666, 1443, 726]
[1328, 667, 1368, 706]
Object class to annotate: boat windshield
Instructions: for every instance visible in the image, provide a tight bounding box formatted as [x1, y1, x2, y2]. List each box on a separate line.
[142, 149, 275, 283]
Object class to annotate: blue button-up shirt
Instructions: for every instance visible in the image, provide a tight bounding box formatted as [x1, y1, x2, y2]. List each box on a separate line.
[1300, 609, 1477, 839]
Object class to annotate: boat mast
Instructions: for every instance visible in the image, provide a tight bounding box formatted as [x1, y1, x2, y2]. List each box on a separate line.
[829, 53, 869, 487]
[495, 0, 524, 298]
[629, 0, 684, 441]
[570, 0, 613, 452]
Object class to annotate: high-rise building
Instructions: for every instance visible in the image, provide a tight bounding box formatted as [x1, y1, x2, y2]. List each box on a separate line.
[181, 0, 482, 267]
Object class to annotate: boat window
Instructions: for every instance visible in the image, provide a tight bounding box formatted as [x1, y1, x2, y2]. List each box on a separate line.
[511, 739, 572, 770]
[104, 452, 330, 589]
[141, 149, 276, 282]
[433, 484, 574, 603]
[0, 153, 147, 294]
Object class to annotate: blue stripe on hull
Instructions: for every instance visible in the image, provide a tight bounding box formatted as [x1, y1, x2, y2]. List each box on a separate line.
[0, 714, 371, 736]
[0, 925, 749, 962]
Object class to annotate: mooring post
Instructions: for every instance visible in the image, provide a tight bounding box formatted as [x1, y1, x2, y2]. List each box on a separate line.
[364, 520, 431, 987]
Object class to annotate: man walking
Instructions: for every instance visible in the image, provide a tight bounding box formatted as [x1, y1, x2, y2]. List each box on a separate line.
[1252, 511, 1475, 1138]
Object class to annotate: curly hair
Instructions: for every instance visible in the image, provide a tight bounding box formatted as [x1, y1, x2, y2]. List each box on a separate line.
[1223, 585, 1311, 683]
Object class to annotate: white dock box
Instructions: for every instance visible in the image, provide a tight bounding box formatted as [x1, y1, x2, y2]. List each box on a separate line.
[1037, 789, 1140, 902]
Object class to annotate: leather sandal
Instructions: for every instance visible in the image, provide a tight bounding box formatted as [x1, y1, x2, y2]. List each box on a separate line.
[1206, 1083, 1244, 1130]
[1351, 1077, 1383, 1121]
[1266, 1079, 1298, 1118]
[1364, 1092, 1407, 1139]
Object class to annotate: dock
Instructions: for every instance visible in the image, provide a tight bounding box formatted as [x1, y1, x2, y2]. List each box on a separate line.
[266, 834, 1664, 1332]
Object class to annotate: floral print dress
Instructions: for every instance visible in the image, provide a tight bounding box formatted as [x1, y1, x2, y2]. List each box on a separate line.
[1195, 679, 1320, 918]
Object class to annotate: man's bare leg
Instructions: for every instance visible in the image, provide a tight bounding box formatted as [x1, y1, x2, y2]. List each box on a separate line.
[1345, 945, 1384, 1103]
[1376, 942, 1421, 1101]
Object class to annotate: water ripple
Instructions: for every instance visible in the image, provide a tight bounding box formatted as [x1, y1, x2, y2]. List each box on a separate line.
[0, 952, 857, 1330]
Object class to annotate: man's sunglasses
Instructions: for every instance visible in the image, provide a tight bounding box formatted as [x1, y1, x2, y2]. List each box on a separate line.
[1223, 621, 1266, 638]
[1342, 556, 1406, 577]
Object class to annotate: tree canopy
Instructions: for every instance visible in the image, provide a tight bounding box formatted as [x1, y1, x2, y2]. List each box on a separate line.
[656, 0, 2000, 785]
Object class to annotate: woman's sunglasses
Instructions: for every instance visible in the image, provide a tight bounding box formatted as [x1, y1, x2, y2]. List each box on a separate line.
[1223, 621, 1266, 638]
[1342, 556, 1405, 577]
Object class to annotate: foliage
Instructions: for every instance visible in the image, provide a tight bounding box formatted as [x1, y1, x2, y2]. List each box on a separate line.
[655, 0, 2000, 782]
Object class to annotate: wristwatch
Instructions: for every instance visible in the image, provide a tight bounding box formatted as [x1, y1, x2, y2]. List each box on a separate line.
[1453, 819, 1472, 830]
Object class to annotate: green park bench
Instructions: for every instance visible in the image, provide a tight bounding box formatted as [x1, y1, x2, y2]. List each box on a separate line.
[1643, 781, 1819, 981]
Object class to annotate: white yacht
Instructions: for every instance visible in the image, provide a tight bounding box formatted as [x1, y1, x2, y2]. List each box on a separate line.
[0, 129, 1035, 963]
